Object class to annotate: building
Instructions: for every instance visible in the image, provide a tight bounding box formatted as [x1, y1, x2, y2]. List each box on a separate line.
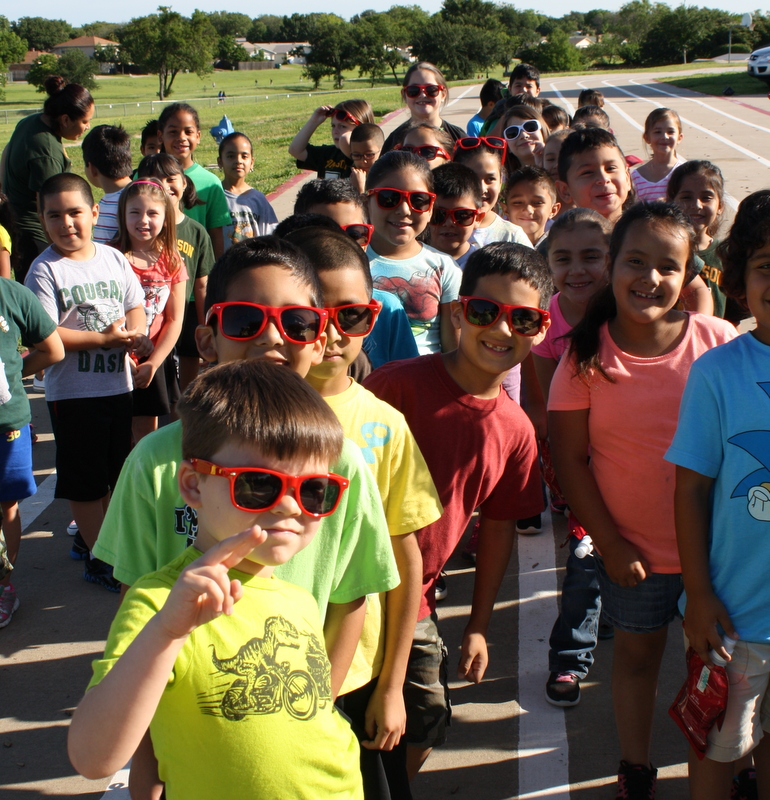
[51, 36, 120, 59]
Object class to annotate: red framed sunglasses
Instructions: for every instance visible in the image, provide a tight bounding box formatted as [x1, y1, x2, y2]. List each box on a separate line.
[326, 300, 382, 337]
[367, 187, 436, 213]
[205, 302, 328, 344]
[341, 223, 373, 247]
[189, 459, 349, 517]
[430, 207, 484, 227]
[459, 296, 549, 336]
[327, 108, 361, 126]
[396, 144, 451, 162]
[404, 84, 443, 99]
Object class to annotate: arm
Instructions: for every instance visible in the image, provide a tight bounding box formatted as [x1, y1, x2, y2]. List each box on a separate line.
[127, 730, 164, 800]
[193, 276, 208, 325]
[681, 274, 714, 315]
[458, 516, 516, 684]
[323, 597, 366, 700]
[532, 353, 559, 403]
[207, 228, 224, 261]
[549, 409, 648, 586]
[288, 106, 333, 162]
[0, 249, 10, 280]
[520, 353, 547, 439]
[57, 316, 140, 352]
[363, 531, 422, 751]
[68, 527, 262, 779]
[133, 282, 185, 390]
[439, 302, 459, 353]
[349, 169, 367, 195]
[674, 465, 735, 664]
[22, 330, 64, 377]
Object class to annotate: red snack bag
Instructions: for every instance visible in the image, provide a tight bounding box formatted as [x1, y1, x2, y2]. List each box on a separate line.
[669, 647, 729, 759]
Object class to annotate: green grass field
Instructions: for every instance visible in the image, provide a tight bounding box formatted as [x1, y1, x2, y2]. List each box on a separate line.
[658, 70, 767, 96]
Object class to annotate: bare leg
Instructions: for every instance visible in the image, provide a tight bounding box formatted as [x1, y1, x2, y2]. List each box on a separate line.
[132, 416, 158, 443]
[178, 356, 200, 395]
[0, 501, 22, 564]
[128, 730, 165, 800]
[753, 735, 770, 799]
[70, 495, 110, 551]
[612, 626, 669, 766]
[407, 745, 432, 780]
[688, 748, 735, 800]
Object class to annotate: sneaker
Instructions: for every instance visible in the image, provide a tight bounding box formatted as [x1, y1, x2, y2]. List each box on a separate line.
[84, 557, 120, 592]
[70, 530, 90, 561]
[616, 760, 657, 800]
[32, 375, 45, 392]
[66, 520, 79, 536]
[550, 498, 568, 515]
[545, 672, 581, 707]
[731, 768, 757, 800]
[434, 573, 448, 602]
[516, 514, 542, 535]
[0, 585, 19, 629]
[461, 520, 480, 564]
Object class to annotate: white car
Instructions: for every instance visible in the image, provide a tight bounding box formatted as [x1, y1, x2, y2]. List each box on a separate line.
[748, 45, 770, 81]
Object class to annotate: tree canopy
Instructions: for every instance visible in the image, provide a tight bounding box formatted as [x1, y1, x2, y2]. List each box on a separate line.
[12, 17, 74, 51]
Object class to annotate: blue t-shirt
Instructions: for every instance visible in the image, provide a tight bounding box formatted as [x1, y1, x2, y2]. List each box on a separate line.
[363, 289, 419, 370]
[665, 332, 770, 643]
[466, 113, 485, 137]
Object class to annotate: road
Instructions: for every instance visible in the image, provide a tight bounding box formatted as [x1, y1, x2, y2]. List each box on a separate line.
[1, 65, 766, 800]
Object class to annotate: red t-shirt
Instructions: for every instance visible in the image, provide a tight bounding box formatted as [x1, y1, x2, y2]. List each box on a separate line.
[365, 353, 543, 618]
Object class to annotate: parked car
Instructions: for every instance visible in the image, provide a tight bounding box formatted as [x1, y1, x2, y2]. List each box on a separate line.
[748, 45, 770, 83]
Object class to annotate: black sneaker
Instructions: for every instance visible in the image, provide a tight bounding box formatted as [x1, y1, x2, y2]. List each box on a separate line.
[731, 768, 757, 800]
[545, 672, 581, 707]
[434, 573, 448, 602]
[70, 530, 90, 561]
[515, 514, 542, 535]
[616, 761, 657, 800]
[84, 557, 120, 592]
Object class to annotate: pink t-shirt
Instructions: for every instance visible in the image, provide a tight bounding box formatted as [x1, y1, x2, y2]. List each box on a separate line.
[126, 248, 188, 343]
[548, 313, 737, 572]
[531, 292, 573, 362]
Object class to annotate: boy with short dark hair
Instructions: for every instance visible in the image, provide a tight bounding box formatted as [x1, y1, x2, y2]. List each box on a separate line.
[571, 105, 611, 130]
[509, 63, 541, 97]
[503, 166, 561, 247]
[467, 79, 504, 137]
[427, 163, 484, 268]
[349, 123, 384, 193]
[69, 359, 365, 800]
[140, 119, 161, 157]
[81, 125, 133, 244]
[364, 242, 551, 779]
[24, 173, 148, 591]
[578, 88, 605, 108]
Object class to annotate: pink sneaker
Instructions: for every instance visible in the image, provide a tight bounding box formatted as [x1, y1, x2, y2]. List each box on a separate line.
[0, 585, 19, 629]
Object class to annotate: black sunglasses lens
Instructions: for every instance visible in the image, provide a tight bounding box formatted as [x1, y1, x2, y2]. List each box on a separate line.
[432, 208, 448, 224]
[465, 299, 500, 326]
[509, 308, 543, 335]
[337, 306, 373, 335]
[504, 125, 521, 140]
[405, 85, 421, 97]
[419, 146, 439, 160]
[487, 137, 505, 148]
[345, 225, 370, 244]
[425, 85, 441, 97]
[221, 305, 266, 339]
[410, 192, 432, 211]
[524, 120, 539, 133]
[279, 308, 322, 342]
[454, 209, 476, 226]
[376, 190, 401, 208]
[234, 471, 282, 510]
[300, 477, 339, 515]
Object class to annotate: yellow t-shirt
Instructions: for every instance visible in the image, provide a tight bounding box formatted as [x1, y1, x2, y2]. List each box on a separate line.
[326, 379, 443, 693]
[89, 547, 363, 800]
[0, 225, 11, 254]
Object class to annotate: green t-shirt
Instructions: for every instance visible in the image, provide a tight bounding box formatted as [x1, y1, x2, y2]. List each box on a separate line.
[176, 215, 215, 302]
[183, 163, 232, 231]
[3, 114, 71, 243]
[0, 279, 57, 432]
[697, 239, 726, 319]
[89, 547, 364, 800]
[94, 421, 399, 617]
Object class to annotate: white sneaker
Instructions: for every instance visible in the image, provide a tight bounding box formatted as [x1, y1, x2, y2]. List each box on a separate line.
[32, 376, 45, 392]
[67, 520, 79, 536]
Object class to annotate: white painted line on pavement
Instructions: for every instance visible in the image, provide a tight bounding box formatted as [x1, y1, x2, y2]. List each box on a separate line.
[548, 83, 576, 116]
[19, 471, 57, 531]
[445, 84, 479, 110]
[100, 763, 131, 798]
[577, 80, 644, 132]
[517, 515, 570, 800]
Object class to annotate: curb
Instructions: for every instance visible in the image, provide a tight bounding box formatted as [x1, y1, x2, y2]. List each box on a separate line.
[653, 78, 770, 118]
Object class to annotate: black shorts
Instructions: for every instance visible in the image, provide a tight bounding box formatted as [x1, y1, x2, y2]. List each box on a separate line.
[176, 300, 201, 359]
[48, 393, 133, 502]
[133, 356, 180, 417]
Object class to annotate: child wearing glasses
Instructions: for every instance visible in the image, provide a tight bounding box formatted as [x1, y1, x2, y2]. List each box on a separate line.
[349, 124, 384, 194]
[364, 241, 549, 781]
[365, 150, 462, 355]
[287, 225, 442, 797]
[398, 123, 453, 170]
[69, 360, 365, 800]
[382, 62, 465, 154]
[501, 106, 550, 170]
[289, 100, 374, 180]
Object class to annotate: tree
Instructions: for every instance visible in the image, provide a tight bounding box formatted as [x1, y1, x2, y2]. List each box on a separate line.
[300, 15, 356, 89]
[75, 21, 121, 41]
[215, 36, 249, 69]
[26, 53, 61, 91]
[248, 15, 283, 43]
[0, 17, 26, 100]
[411, 17, 497, 79]
[119, 7, 217, 100]
[519, 28, 587, 72]
[11, 17, 74, 51]
[93, 43, 130, 74]
[639, 5, 714, 65]
[206, 12, 252, 38]
[611, 0, 668, 46]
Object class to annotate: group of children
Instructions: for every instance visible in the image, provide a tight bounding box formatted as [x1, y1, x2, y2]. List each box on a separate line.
[0, 60, 766, 800]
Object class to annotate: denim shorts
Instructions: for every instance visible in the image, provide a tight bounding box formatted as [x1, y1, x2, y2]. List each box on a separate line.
[594, 554, 682, 634]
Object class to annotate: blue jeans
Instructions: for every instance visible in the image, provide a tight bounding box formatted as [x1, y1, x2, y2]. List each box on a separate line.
[548, 537, 602, 679]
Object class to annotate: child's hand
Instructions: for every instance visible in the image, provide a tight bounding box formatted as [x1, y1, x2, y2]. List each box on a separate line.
[458, 630, 488, 684]
[131, 334, 154, 360]
[361, 682, 406, 751]
[600, 537, 649, 586]
[156, 526, 266, 640]
[684, 591, 738, 666]
[133, 361, 157, 390]
[349, 169, 367, 194]
[312, 105, 334, 125]
[100, 318, 138, 349]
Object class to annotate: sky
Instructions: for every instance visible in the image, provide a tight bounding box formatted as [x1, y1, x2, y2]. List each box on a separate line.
[11, 0, 767, 28]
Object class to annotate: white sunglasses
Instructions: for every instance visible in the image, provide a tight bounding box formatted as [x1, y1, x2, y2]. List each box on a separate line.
[503, 119, 543, 141]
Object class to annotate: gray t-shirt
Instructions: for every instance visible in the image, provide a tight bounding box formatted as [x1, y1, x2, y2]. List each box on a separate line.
[24, 243, 144, 401]
[223, 188, 278, 250]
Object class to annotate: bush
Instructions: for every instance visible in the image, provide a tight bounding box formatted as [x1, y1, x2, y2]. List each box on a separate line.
[711, 42, 750, 57]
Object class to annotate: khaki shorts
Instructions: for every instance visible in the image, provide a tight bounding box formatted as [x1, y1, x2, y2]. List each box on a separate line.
[404, 612, 452, 748]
